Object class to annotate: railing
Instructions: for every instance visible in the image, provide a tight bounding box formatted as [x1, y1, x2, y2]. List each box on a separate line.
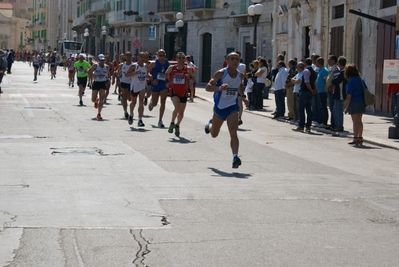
[91, 0, 111, 13]
[158, 0, 182, 12]
[186, 0, 214, 9]
[73, 14, 86, 27]
[108, 10, 160, 24]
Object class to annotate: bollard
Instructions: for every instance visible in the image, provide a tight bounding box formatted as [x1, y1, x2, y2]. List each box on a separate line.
[388, 92, 399, 139]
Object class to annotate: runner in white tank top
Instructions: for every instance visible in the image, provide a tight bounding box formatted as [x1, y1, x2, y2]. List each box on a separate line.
[124, 52, 148, 127]
[116, 52, 133, 119]
[203, 52, 248, 169]
[88, 54, 109, 120]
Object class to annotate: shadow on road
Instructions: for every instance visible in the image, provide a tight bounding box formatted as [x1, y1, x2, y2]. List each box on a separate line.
[208, 167, 251, 179]
[168, 137, 197, 144]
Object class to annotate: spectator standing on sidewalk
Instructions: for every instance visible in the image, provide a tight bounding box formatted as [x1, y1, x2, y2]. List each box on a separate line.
[236, 52, 246, 124]
[253, 57, 268, 110]
[290, 62, 305, 124]
[292, 58, 317, 132]
[6, 49, 14, 74]
[387, 83, 399, 117]
[314, 57, 329, 127]
[285, 59, 297, 120]
[344, 64, 366, 145]
[0, 49, 7, 93]
[331, 56, 347, 132]
[326, 55, 338, 129]
[272, 61, 288, 119]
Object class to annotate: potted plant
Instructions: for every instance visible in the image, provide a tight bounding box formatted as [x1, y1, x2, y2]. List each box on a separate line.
[148, 11, 155, 15]
[135, 16, 142, 22]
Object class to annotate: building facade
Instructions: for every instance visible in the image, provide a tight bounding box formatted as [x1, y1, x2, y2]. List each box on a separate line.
[0, 0, 33, 51]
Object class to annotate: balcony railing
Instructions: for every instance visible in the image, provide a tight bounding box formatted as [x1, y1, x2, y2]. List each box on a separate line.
[108, 10, 160, 25]
[158, 0, 182, 13]
[186, 0, 214, 9]
[91, 0, 111, 13]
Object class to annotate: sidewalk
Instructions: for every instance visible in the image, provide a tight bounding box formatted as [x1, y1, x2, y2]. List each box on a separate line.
[194, 84, 399, 150]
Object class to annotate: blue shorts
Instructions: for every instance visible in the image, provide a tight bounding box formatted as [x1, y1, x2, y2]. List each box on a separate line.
[151, 81, 167, 93]
[214, 104, 239, 121]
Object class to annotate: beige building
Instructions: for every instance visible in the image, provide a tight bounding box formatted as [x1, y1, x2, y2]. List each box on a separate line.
[0, 2, 32, 51]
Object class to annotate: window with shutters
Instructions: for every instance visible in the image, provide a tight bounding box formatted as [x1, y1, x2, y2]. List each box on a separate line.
[330, 26, 344, 57]
[333, 5, 344, 19]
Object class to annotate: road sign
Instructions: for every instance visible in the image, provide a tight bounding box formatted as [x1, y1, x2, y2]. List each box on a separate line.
[109, 37, 114, 43]
[132, 39, 141, 49]
[383, 59, 399, 84]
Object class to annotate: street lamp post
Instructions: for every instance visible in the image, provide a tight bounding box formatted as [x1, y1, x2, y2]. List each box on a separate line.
[84, 28, 89, 54]
[101, 26, 107, 54]
[175, 12, 184, 53]
[248, 0, 264, 60]
[72, 31, 77, 42]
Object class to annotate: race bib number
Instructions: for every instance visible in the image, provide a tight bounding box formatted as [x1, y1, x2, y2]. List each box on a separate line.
[78, 68, 84, 73]
[173, 75, 185, 84]
[97, 74, 105, 79]
[226, 87, 237, 97]
[138, 74, 146, 82]
[157, 72, 165, 81]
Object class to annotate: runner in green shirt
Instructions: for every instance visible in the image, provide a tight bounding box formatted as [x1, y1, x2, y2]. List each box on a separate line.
[74, 54, 91, 106]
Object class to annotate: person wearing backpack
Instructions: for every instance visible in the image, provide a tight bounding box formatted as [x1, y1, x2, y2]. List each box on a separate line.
[0, 49, 7, 93]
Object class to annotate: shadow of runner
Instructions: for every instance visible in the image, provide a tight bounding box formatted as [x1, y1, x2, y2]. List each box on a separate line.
[168, 137, 197, 144]
[208, 167, 251, 179]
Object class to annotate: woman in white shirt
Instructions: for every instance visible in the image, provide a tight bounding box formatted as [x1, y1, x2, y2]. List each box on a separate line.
[253, 57, 269, 110]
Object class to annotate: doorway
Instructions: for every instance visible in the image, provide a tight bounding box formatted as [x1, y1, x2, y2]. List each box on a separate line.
[201, 33, 212, 82]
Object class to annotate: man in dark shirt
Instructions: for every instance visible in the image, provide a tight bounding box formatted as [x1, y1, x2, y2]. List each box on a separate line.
[293, 58, 317, 132]
[331, 56, 347, 132]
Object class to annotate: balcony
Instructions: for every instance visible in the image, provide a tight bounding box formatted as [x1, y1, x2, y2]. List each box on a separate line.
[91, 0, 111, 14]
[158, 0, 181, 19]
[107, 10, 160, 26]
[186, 0, 215, 17]
[38, 3, 46, 10]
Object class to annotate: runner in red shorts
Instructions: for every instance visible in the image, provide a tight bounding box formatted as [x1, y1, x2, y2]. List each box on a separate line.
[165, 52, 194, 137]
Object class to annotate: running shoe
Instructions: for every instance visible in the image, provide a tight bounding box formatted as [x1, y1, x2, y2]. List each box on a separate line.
[144, 97, 148, 106]
[292, 126, 304, 132]
[137, 119, 145, 127]
[174, 125, 180, 137]
[79, 100, 83, 106]
[148, 101, 153, 111]
[33, 77, 37, 81]
[158, 120, 165, 128]
[97, 113, 102, 120]
[124, 111, 129, 119]
[232, 156, 242, 169]
[204, 119, 212, 134]
[238, 118, 243, 125]
[168, 122, 175, 133]
[72, 83, 74, 88]
[128, 114, 133, 125]
[94, 98, 99, 109]
[305, 127, 311, 133]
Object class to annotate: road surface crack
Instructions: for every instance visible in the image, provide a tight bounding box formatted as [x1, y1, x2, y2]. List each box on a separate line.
[130, 229, 150, 267]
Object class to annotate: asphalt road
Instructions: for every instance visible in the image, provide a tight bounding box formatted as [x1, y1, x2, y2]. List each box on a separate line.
[1, 62, 398, 267]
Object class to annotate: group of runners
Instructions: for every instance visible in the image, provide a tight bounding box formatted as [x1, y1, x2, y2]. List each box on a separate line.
[53, 49, 197, 131]
[28, 49, 246, 168]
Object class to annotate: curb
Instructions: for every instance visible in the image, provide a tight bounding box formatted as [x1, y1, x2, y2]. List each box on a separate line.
[194, 91, 399, 151]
